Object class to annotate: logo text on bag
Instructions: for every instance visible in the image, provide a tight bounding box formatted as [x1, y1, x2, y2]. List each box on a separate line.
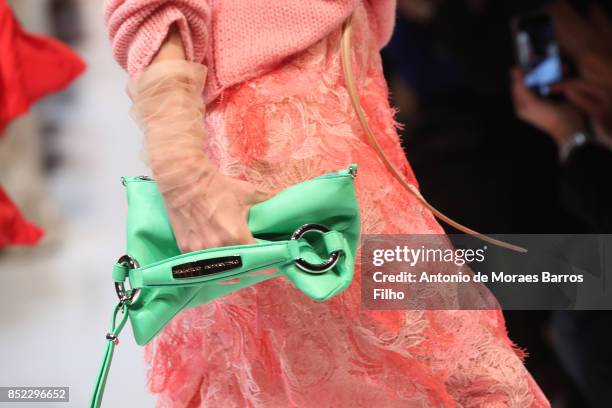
[172, 256, 243, 279]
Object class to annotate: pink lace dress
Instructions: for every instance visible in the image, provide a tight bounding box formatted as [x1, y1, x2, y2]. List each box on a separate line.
[144, 4, 550, 407]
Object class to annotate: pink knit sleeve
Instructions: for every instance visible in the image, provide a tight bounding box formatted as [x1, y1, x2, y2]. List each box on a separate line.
[104, 0, 211, 76]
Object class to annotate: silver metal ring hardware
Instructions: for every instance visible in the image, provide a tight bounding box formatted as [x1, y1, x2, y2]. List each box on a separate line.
[291, 223, 343, 274]
[115, 255, 140, 306]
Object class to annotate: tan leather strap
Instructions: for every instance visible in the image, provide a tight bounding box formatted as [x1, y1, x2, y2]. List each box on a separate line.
[340, 15, 526, 253]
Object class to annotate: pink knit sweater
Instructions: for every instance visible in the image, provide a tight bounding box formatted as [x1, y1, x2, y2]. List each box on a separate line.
[104, 0, 396, 103]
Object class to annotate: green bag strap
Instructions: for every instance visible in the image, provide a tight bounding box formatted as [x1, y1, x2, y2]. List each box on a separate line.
[89, 301, 129, 408]
[123, 230, 345, 289]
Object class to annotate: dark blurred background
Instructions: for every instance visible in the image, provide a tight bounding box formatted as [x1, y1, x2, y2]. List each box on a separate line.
[381, 0, 612, 406]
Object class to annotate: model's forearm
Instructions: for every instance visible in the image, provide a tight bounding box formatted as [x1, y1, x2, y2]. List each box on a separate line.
[129, 23, 212, 201]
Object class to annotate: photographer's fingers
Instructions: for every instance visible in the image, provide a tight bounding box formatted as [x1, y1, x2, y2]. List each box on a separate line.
[511, 68, 538, 117]
[553, 80, 611, 119]
[581, 53, 612, 91]
[510, 68, 586, 143]
[589, 3, 612, 43]
[548, 1, 590, 59]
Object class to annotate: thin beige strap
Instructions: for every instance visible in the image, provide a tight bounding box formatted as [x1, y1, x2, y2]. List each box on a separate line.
[340, 15, 526, 253]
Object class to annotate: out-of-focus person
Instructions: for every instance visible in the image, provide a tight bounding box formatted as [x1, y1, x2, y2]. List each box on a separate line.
[385, 2, 590, 402]
[511, 2, 612, 233]
[550, 1, 612, 148]
[511, 3, 612, 407]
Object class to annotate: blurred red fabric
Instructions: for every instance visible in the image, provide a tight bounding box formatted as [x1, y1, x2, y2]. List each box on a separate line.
[0, 0, 85, 247]
[0, 0, 85, 133]
[0, 187, 43, 247]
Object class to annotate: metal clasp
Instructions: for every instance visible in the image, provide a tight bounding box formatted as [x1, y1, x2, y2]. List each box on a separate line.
[105, 333, 119, 346]
[114, 255, 140, 306]
[291, 224, 343, 274]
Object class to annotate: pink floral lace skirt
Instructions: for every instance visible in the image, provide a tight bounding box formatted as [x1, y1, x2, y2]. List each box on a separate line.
[144, 4, 549, 407]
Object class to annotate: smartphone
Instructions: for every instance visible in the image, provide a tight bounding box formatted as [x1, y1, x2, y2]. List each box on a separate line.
[511, 12, 563, 97]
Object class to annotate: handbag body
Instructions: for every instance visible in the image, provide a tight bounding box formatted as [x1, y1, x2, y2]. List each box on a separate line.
[121, 165, 360, 346]
[90, 164, 360, 407]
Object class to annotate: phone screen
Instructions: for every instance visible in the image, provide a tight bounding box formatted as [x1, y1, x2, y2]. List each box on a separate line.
[513, 13, 563, 97]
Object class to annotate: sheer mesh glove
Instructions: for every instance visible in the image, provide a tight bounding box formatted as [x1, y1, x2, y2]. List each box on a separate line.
[128, 60, 273, 253]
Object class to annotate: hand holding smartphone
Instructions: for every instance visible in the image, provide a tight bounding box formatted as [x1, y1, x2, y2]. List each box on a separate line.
[511, 12, 564, 97]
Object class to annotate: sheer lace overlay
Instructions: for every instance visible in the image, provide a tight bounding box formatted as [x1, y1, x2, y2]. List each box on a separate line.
[143, 4, 550, 407]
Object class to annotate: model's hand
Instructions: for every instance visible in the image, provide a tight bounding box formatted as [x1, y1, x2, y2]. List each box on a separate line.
[161, 167, 274, 253]
[511, 68, 586, 145]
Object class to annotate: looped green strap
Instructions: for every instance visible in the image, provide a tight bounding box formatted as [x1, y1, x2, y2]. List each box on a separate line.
[89, 301, 129, 408]
[112, 263, 129, 283]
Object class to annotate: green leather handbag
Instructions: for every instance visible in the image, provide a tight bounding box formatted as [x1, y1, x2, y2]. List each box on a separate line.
[90, 164, 361, 407]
